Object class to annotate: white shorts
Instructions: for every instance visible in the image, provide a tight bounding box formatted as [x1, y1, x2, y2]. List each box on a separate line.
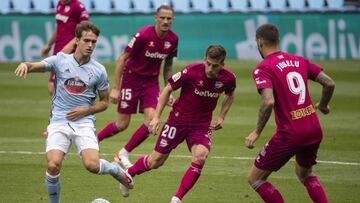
[46, 122, 99, 156]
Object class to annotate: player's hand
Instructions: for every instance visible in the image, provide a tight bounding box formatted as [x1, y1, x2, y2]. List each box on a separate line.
[149, 117, 160, 135]
[315, 102, 330, 115]
[41, 44, 51, 58]
[66, 107, 90, 121]
[210, 117, 223, 131]
[245, 130, 260, 149]
[166, 94, 175, 107]
[109, 88, 119, 104]
[14, 63, 29, 78]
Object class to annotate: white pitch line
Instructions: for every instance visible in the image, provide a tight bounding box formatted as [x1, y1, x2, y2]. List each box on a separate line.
[0, 150, 359, 166]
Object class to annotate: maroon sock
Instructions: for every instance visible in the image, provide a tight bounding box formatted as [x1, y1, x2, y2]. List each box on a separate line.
[175, 162, 203, 200]
[97, 121, 120, 141]
[303, 176, 329, 203]
[124, 124, 150, 152]
[253, 181, 284, 203]
[127, 155, 150, 177]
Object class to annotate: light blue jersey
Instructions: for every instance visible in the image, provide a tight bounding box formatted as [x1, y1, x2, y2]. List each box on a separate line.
[42, 52, 109, 124]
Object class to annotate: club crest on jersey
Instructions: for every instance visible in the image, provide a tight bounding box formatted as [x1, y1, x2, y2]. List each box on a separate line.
[160, 139, 168, 147]
[148, 41, 155, 47]
[164, 41, 171, 49]
[64, 77, 86, 95]
[121, 101, 129, 109]
[64, 5, 70, 13]
[215, 81, 223, 89]
[197, 80, 204, 86]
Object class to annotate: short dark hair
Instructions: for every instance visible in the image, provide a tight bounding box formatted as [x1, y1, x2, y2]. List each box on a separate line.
[156, 4, 174, 14]
[75, 21, 100, 39]
[205, 45, 227, 63]
[256, 24, 280, 46]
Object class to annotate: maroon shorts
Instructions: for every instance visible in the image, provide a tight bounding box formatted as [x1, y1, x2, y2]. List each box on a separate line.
[154, 121, 212, 154]
[49, 71, 55, 82]
[117, 71, 159, 114]
[254, 135, 320, 171]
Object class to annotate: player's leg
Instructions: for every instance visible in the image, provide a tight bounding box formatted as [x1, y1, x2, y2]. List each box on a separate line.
[97, 113, 131, 141]
[295, 143, 328, 203]
[115, 107, 155, 169]
[46, 150, 64, 203]
[171, 144, 209, 203]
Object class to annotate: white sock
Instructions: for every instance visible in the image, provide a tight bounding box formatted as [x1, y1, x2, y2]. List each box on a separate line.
[120, 148, 129, 157]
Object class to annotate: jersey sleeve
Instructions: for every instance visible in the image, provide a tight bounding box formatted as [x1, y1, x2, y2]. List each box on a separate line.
[97, 68, 109, 91]
[124, 31, 145, 56]
[41, 54, 59, 72]
[168, 66, 191, 91]
[167, 37, 178, 59]
[253, 65, 273, 93]
[225, 76, 236, 94]
[75, 2, 90, 22]
[307, 61, 323, 81]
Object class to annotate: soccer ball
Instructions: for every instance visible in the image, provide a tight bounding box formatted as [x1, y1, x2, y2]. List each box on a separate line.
[91, 198, 110, 203]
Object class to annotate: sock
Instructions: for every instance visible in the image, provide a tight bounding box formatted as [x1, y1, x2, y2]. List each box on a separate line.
[175, 162, 203, 200]
[124, 124, 150, 153]
[252, 181, 284, 203]
[45, 172, 60, 203]
[97, 121, 120, 141]
[127, 155, 150, 177]
[120, 148, 129, 158]
[303, 175, 329, 203]
[98, 159, 119, 175]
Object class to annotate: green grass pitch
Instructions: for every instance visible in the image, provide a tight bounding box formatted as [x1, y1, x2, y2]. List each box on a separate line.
[0, 60, 359, 202]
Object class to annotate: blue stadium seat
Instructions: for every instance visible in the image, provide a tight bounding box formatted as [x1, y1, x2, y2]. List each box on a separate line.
[327, 0, 344, 10]
[172, 0, 191, 13]
[113, 0, 132, 13]
[92, 0, 112, 13]
[0, 0, 10, 14]
[80, 0, 93, 13]
[192, 0, 210, 13]
[211, 0, 230, 12]
[307, 0, 325, 11]
[288, 0, 306, 11]
[32, 0, 53, 13]
[249, 0, 267, 11]
[152, 0, 171, 9]
[268, 0, 286, 11]
[229, 0, 248, 12]
[132, 0, 152, 13]
[11, 0, 32, 13]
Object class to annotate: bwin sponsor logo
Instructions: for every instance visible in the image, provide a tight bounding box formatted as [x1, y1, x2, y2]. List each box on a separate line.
[194, 88, 219, 98]
[145, 50, 167, 59]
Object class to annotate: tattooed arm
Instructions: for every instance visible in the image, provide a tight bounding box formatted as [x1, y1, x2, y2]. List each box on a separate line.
[315, 71, 335, 115]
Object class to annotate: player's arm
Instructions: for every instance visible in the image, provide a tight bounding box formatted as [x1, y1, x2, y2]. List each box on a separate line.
[163, 57, 175, 106]
[41, 29, 56, 58]
[66, 89, 109, 121]
[14, 62, 46, 78]
[210, 90, 235, 131]
[109, 51, 129, 104]
[314, 71, 335, 115]
[245, 88, 274, 149]
[149, 84, 173, 134]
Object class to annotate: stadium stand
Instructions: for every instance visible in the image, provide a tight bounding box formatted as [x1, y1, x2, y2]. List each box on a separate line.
[0, 0, 359, 14]
[172, 0, 191, 13]
[229, 0, 249, 12]
[32, 0, 54, 13]
[192, 0, 211, 13]
[113, 0, 132, 13]
[211, 0, 230, 12]
[11, 0, 32, 14]
[92, 0, 112, 13]
[0, 0, 11, 14]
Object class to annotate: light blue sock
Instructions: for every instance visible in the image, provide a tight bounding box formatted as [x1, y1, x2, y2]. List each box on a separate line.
[45, 172, 60, 203]
[98, 159, 119, 175]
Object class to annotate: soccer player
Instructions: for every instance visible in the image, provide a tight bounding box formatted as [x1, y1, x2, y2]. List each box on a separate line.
[122, 45, 236, 203]
[245, 24, 335, 203]
[15, 22, 133, 203]
[97, 5, 179, 170]
[41, 0, 89, 96]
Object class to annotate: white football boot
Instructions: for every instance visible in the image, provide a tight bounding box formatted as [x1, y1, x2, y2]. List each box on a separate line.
[170, 196, 182, 203]
[111, 162, 134, 193]
[114, 151, 133, 170]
